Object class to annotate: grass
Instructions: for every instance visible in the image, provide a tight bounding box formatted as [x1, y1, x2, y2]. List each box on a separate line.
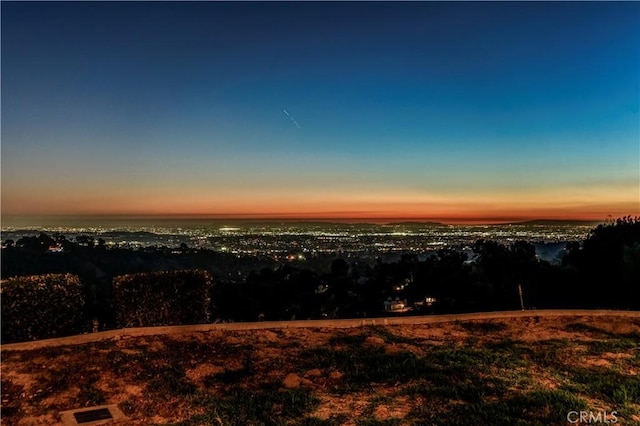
[147, 362, 197, 398]
[370, 327, 421, 344]
[2, 316, 639, 425]
[587, 338, 639, 354]
[484, 337, 575, 369]
[300, 341, 522, 399]
[401, 345, 515, 403]
[565, 322, 614, 336]
[169, 386, 319, 426]
[356, 419, 403, 426]
[411, 389, 588, 426]
[78, 379, 107, 406]
[301, 346, 429, 391]
[565, 366, 640, 405]
[459, 321, 508, 333]
[328, 332, 368, 346]
[427, 342, 525, 370]
[327, 327, 421, 346]
[298, 414, 350, 425]
[405, 375, 509, 403]
[203, 355, 256, 386]
[0, 378, 25, 419]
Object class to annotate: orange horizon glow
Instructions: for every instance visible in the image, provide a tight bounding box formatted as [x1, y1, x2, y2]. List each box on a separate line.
[3, 176, 638, 225]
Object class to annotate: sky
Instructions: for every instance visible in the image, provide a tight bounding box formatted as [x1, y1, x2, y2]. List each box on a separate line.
[2, 2, 639, 224]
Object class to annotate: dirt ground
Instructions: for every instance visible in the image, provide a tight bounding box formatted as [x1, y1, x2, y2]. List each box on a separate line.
[2, 314, 639, 425]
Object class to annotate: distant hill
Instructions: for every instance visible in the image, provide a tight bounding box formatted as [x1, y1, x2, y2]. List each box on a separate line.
[385, 221, 445, 227]
[506, 219, 604, 226]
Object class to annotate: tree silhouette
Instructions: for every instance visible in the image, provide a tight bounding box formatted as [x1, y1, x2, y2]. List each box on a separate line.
[472, 240, 540, 310]
[564, 216, 640, 309]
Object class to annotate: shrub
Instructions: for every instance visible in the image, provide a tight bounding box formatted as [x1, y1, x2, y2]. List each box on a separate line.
[1, 273, 85, 343]
[113, 270, 212, 327]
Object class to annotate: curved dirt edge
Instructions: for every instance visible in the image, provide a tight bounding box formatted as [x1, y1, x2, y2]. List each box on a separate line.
[3, 309, 639, 351]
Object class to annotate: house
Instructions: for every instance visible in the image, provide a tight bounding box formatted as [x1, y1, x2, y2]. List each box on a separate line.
[47, 243, 64, 253]
[384, 297, 412, 313]
[414, 296, 437, 309]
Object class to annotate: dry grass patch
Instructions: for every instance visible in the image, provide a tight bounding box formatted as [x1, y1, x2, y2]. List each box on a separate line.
[1, 315, 639, 425]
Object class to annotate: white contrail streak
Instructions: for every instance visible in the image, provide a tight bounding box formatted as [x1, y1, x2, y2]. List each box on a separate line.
[282, 109, 301, 128]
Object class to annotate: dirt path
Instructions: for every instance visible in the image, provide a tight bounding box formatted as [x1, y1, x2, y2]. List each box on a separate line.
[3, 309, 639, 351]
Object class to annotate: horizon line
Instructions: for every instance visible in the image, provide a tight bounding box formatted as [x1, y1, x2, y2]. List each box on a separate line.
[0, 213, 616, 226]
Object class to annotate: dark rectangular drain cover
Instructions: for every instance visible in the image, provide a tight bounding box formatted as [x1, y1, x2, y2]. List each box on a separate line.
[73, 408, 112, 423]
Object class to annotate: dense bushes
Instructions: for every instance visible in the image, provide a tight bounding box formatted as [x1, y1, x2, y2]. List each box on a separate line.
[1, 270, 215, 342]
[113, 270, 212, 327]
[1, 273, 85, 343]
[562, 216, 640, 309]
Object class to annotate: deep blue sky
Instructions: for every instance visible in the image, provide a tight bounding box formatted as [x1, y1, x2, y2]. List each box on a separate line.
[2, 2, 639, 221]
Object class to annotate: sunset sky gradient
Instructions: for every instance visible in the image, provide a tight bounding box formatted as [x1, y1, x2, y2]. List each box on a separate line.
[2, 2, 639, 223]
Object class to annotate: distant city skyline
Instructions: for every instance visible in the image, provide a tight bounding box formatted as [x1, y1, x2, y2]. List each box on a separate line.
[2, 2, 639, 223]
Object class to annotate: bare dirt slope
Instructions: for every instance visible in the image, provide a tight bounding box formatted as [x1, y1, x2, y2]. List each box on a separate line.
[2, 313, 639, 425]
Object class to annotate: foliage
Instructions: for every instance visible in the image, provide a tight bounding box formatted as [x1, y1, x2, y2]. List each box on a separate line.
[216, 265, 324, 321]
[562, 216, 640, 309]
[1, 273, 85, 343]
[472, 239, 540, 310]
[112, 270, 212, 327]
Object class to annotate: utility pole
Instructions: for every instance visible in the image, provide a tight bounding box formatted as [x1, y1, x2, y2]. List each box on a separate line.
[518, 284, 525, 311]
